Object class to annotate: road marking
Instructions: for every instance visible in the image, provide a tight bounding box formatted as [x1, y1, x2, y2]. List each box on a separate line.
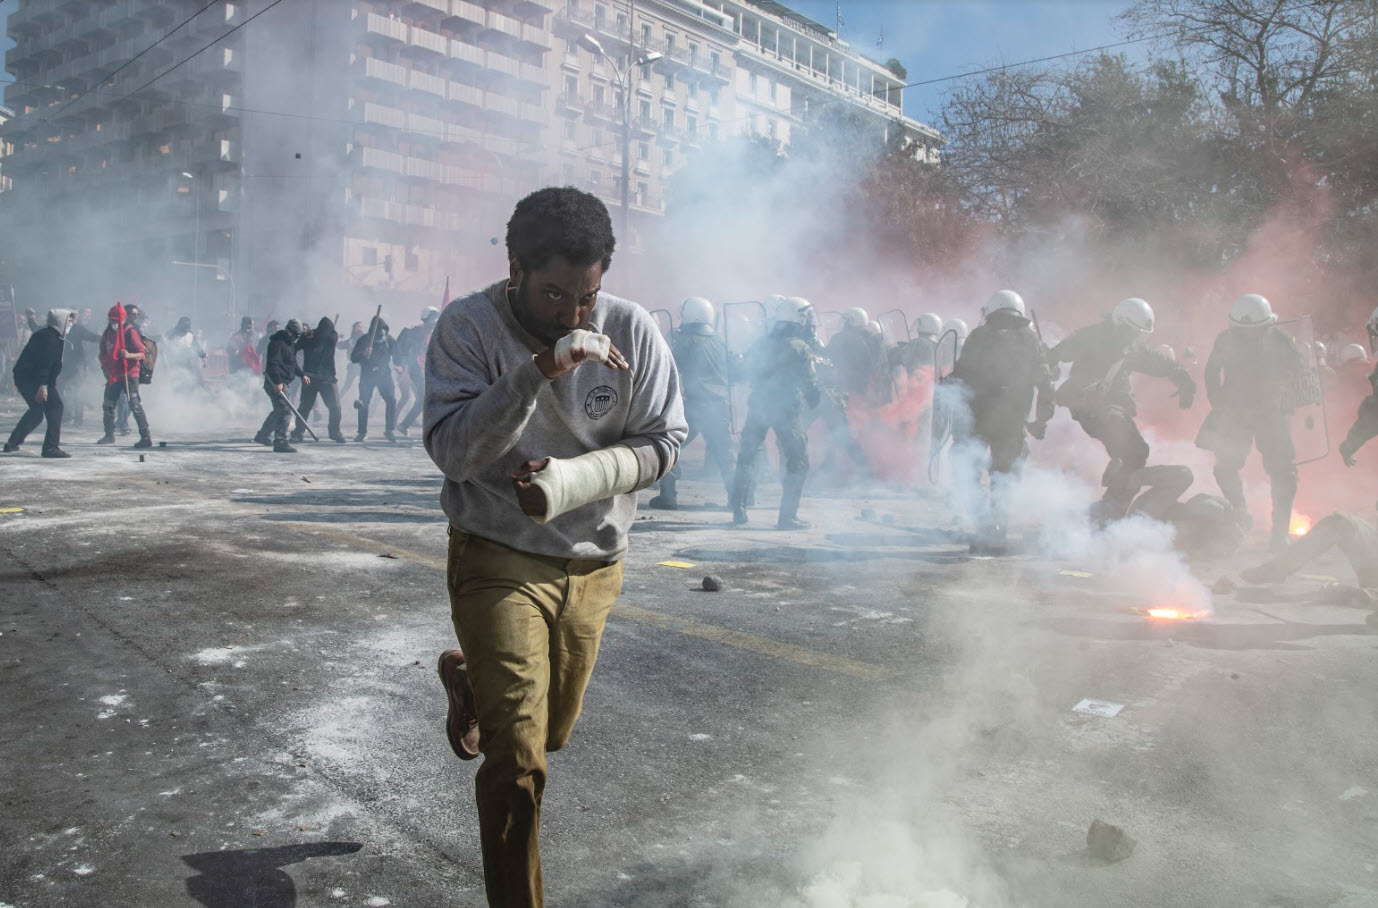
[106, 476, 897, 683]
[278, 522, 896, 682]
[657, 560, 698, 569]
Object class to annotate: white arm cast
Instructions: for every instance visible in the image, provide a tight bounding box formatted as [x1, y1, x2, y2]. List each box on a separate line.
[553, 329, 612, 372]
[528, 445, 642, 524]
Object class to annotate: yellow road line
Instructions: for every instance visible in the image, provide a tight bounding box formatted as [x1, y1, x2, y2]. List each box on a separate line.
[109, 476, 898, 682]
[278, 521, 896, 682]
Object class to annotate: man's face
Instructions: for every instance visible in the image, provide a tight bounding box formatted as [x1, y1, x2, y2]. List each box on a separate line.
[509, 254, 605, 347]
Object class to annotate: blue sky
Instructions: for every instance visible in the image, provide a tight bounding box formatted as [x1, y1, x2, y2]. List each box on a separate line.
[785, 0, 1139, 125]
[0, 1, 1138, 123]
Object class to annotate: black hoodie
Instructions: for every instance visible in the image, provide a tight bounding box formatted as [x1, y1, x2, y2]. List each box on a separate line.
[296, 317, 339, 382]
[12, 325, 66, 390]
[350, 319, 394, 373]
[264, 328, 304, 386]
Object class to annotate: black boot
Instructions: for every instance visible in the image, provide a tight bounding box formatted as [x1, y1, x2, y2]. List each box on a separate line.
[133, 437, 153, 450]
[776, 471, 811, 531]
[274, 440, 298, 454]
[41, 448, 72, 459]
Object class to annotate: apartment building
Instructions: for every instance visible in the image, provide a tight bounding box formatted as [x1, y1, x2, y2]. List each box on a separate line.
[0, 0, 940, 323]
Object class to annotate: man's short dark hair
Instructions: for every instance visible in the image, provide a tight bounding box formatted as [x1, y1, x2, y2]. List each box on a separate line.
[506, 186, 616, 274]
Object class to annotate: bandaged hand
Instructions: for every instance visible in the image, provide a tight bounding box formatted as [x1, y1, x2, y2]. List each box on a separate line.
[536, 329, 629, 378]
[512, 445, 643, 523]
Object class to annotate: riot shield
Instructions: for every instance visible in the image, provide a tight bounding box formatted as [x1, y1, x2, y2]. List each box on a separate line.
[817, 311, 843, 346]
[928, 327, 963, 483]
[880, 309, 911, 342]
[1275, 316, 1329, 465]
[649, 308, 674, 339]
[722, 300, 767, 435]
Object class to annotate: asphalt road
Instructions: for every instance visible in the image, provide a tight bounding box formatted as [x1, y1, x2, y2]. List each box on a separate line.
[2, 408, 1376, 908]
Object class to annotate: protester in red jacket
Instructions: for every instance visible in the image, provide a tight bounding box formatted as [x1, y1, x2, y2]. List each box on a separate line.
[97, 302, 154, 449]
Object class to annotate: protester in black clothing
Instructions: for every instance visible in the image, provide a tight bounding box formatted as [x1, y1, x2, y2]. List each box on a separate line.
[339, 321, 365, 398]
[291, 317, 345, 444]
[351, 316, 399, 442]
[5, 308, 75, 457]
[394, 307, 439, 436]
[254, 319, 309, 453]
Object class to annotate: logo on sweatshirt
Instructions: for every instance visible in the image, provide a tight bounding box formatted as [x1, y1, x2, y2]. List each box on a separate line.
[585, 386, 618, 420]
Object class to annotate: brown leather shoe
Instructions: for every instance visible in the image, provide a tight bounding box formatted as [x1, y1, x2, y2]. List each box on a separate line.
[437, 649, 480, 760]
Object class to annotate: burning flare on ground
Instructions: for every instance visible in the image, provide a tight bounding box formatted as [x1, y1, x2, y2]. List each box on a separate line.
[1289, 513, 1312, 538]
[1146, 606, 1208, 621]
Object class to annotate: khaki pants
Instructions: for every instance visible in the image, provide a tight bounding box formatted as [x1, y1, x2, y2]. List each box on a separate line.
[446, 529, 623, 908]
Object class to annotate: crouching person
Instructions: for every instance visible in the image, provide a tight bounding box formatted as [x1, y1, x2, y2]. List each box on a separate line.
[422, 187, 686, 908]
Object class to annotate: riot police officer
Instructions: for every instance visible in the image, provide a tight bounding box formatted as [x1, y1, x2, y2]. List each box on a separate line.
[730, 297, 821, 530]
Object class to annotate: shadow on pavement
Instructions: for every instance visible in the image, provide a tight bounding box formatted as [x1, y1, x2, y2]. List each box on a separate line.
[182, 841, 363, 908]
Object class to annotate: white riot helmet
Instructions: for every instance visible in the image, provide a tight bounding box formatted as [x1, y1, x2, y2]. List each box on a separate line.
[1314, 341, 1327, 364]
[982, 289, 1026, 319]
[680, 296, 715, 326]
[1112, 297, 1155, 334]
[421, 306, 440, 323]
[776, 296, 814, 327]
[942, 318, 969, 341]
[1229, 293, 1276, 328]
[914, 313, 943, 338]
[843, 307, 869, 328]
[865, 319, 883, 338]
[1339, 343, 1369, 366]
[762, 294, 786, 319]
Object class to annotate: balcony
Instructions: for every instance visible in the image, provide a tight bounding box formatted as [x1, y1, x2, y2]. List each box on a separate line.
[689, 56, 730, 84]
[360, 146, 405, 174]
[407, 112, 445, 139]
[407, 25, 449, 57]
[364, 11, 409, 44]
[443, 165, 481, 189]
[362, 57, 408, 89]
[451, 1, 487, 28]
[487, 52, 519, 77]
[448, 39, 485, 68]
[485, 12, 522, 40]
[360, 101, 407, 130]
[447, 81, 485, 109]
[404, 204, 435, 226]
[557, 92, 581, 113]
[485, 94, 520, 119]
[408, 69, 448, 98]
[403, 0, 449, 18]
[405, 157, 443, 181]
[445, 122, 480, 145]
[361, 197, 405, 222]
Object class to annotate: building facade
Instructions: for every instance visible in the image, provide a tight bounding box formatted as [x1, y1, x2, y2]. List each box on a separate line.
[0, 0, 939, 326]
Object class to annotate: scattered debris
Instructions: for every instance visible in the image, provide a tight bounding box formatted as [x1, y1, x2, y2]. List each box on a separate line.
[701, 575, 723, 592]
[1299, 572, 1339, 583]
[0, 507, 25, 515]
[1087, 819, 1136, 863]
[158, 441, 167, 448]
[1059, 569, 1094, 579]
[378, 553, 398, 560]
[301, 477, 312, 483]
[658, 560, 697, 569]
[1072, 698, 1124, 718]
[1212, 576, 1236, 594]
[138, 454, 146, 463]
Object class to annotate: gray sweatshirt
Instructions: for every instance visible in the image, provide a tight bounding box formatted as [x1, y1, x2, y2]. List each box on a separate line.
[424, 280, 687, 561]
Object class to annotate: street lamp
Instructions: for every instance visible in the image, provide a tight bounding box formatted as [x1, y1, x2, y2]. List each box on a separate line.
[578, 34, 661, 242]
[171, 260, 234, 329]
[180, 171, 200, 324]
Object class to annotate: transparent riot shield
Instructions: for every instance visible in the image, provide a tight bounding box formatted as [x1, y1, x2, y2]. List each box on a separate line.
[1275, 316, 1329, 464]
[928, 328, 963, 483]
[880, 309, 911, 342]
[722, 300, 767, 435]
[649, 308, 673, 339]
[817, 311, 843, 346]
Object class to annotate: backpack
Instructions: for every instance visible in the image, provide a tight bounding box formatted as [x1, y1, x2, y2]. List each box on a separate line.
[138, 332, 159, 385]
